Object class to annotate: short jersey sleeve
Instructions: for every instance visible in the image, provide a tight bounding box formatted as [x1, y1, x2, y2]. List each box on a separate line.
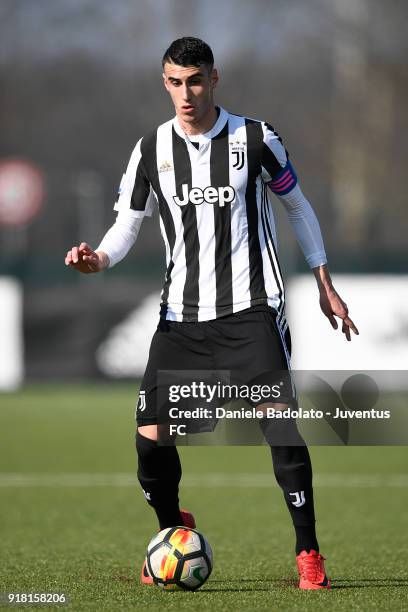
[113, 138, 156, 218]
[261, 122, 298, 196]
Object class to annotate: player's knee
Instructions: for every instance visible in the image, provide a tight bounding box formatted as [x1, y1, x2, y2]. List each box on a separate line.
[137, 424, 158, 441]
[135, 427, 182, 507]
[257, 401, 290, 415]
[135, 428, 181, 481]
[258, 408, 305, 446]
[271, 445, 312, 483]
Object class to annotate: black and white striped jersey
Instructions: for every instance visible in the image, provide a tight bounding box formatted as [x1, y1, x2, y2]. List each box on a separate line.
[113, 106, 301, 323]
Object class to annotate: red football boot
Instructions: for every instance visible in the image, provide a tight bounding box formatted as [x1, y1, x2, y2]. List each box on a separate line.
[140, 509, 196, 585]
[296, 549, 331, 590]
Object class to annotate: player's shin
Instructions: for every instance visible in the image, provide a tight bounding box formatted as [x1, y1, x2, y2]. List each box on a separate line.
[135, 431, 183, 529]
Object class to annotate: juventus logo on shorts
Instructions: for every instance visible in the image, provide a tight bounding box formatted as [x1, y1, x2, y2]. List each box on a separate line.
[289, 490, 306, 507]
[137, 390, 146, 412]
[232, 150, 245, 170]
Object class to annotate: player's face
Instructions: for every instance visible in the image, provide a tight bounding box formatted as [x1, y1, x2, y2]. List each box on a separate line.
[162, 62, 218, 127]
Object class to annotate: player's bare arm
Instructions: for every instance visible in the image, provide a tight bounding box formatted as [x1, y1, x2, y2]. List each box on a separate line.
[65, 242, 110, 274]
[313, 263, 359, 341]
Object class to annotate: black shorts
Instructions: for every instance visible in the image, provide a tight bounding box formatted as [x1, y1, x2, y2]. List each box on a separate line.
[136, 306, 294, 426]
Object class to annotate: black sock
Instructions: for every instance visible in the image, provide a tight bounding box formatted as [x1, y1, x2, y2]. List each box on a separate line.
[136, 431, 183, 529]
[268, 439, 319, 555]
[259, 416, 319, 554]
[294, 525, 319, 555]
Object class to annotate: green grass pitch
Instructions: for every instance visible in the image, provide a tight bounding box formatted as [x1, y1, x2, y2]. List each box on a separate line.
[0, 384, 407, 611]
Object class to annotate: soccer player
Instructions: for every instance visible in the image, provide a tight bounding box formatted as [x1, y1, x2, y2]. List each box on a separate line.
[65, 37, 359, 590]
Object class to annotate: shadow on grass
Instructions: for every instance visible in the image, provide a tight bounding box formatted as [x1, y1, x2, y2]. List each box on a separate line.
[113, 574, 408, 592]
[199, 578, 298, 592]
[113, 576, 298, 592]
[209, 577, 408, 591]
[113, 575, 135, 583]
[332, 577, 408, 589]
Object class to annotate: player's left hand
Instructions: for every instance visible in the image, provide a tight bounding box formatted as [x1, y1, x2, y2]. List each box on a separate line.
[319, 286, 359, 341]
[65, 242, 106, 274]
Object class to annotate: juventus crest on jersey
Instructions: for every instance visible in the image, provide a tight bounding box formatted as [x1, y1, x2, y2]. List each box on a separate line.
[114, 107, 298, 323]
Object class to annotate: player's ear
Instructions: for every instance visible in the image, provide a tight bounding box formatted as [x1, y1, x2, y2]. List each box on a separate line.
[211, 68, 219, 90]
[162, 72, 170, 92]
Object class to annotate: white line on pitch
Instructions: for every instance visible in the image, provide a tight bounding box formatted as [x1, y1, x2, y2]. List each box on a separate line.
[0, 473, 407, 488]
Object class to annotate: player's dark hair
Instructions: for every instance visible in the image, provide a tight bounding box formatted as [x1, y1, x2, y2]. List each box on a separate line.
[162, 37, 214, 70]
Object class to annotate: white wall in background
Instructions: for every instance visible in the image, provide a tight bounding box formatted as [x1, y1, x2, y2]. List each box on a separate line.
[96, 292, 160, 378]
[96, 275, 408, 379]
[0, 277, 24, 390]
[287, 275, 408, 370]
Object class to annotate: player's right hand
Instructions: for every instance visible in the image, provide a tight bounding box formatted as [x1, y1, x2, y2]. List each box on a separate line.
[65, 242, 106, 273]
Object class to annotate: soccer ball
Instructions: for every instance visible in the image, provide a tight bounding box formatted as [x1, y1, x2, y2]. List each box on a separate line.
[145, 526, 213, 590]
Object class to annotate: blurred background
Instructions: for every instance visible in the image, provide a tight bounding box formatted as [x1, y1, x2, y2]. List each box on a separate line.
[0, 0, 407, 388]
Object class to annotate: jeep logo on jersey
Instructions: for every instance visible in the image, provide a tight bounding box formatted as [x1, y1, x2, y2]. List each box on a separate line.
[173, 184, 236, 207]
